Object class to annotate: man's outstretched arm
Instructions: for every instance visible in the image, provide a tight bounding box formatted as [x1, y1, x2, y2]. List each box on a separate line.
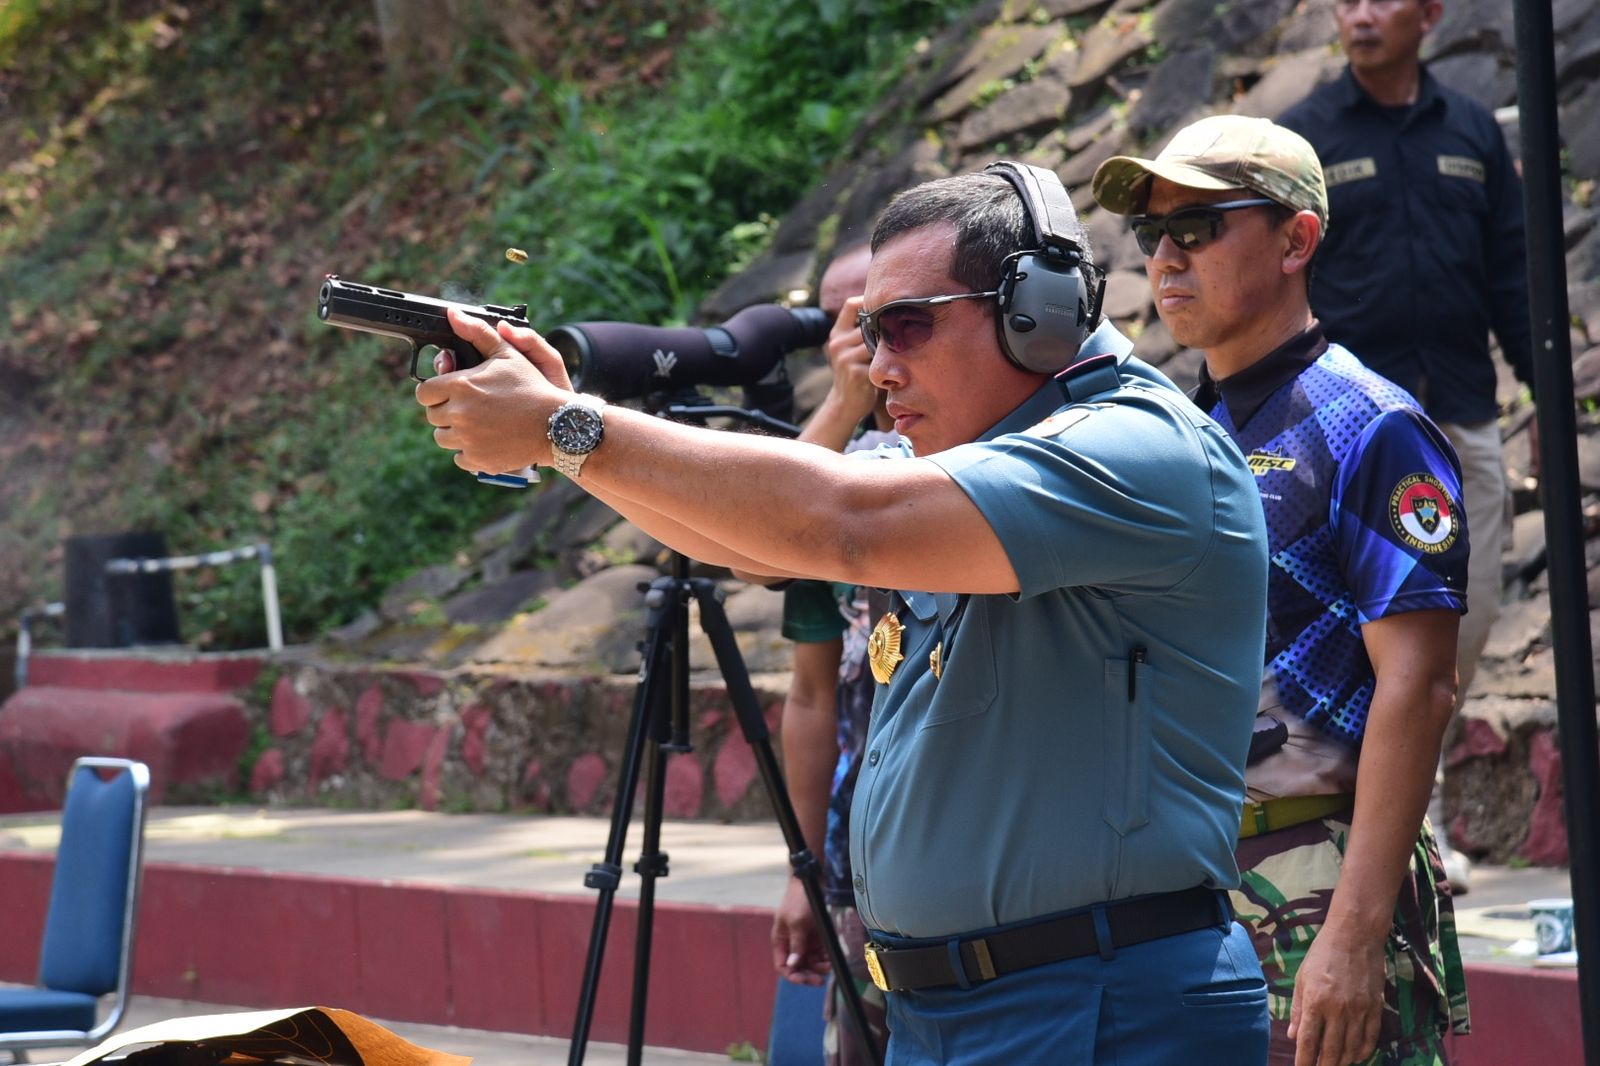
[417, 309, 1021, 594]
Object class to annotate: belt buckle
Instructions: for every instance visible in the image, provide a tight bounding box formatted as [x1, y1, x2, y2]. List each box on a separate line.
[863, 941, 890, 992]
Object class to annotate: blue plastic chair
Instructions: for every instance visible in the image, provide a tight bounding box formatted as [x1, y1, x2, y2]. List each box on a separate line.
[0, 758, 149, 1064]
[766, 976, 827, 1066]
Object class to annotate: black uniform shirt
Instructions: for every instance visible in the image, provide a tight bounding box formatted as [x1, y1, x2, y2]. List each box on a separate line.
[1279, 67, 1533, 425]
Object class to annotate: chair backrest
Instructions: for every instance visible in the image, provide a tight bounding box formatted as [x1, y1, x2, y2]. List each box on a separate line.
[766, 976, 826, 1066]
[36, 758, 149, 1000]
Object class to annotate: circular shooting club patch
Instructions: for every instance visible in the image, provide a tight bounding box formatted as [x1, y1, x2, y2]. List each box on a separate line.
[1389, 473, 1458, 553]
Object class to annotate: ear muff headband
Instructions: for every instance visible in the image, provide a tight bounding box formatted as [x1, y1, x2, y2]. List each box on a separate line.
[984, 161, 1105, 374]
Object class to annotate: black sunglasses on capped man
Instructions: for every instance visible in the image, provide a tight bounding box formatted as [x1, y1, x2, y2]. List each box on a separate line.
[1128, 198, 1279, 256]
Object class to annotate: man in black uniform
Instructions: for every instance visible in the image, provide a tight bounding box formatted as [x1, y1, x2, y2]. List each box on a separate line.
[1279, 0, 1534, 892]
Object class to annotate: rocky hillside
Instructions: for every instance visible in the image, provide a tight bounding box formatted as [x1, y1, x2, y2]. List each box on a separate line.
[13, 0, 1599, 859]
[298, 0, 1600, 859]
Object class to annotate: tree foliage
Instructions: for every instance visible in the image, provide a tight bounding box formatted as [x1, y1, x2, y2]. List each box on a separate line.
[0, 0, 973, 648]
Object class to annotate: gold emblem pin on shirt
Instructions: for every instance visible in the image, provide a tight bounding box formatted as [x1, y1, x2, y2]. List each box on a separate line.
[929, 641, 943, 680]
[868, 612, 905, 684]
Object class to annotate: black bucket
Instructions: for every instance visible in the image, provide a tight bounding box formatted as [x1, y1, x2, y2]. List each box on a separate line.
[63, 532, 182, 648]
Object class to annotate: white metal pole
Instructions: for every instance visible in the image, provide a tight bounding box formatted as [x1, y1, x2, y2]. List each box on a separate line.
[258, 545, 284, 653]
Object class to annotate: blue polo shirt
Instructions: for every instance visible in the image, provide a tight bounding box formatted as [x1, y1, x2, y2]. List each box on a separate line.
[1195, 326, 1468, 801]
[848, 324, 1268, 939]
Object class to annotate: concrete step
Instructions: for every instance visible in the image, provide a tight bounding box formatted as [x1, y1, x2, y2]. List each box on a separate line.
[23, 650, 267, 693]
[0, 688, 250, 811]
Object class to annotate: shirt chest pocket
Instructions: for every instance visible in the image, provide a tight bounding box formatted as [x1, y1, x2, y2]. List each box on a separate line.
[904, 591, 997, 730]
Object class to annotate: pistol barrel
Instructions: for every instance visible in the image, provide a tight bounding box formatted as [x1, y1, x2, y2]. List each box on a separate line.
[317, 276, 531, 380]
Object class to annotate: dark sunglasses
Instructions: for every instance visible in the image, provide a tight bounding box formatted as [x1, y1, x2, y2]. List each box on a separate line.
[857, 290, 1000, 354]
[1128, 198, 1279, 256]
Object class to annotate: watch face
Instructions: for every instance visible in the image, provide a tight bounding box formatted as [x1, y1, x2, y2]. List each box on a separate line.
[550, 403, 604, 454]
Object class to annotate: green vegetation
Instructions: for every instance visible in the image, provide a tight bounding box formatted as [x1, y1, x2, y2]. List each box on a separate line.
[484, 0, 976, 327]
[0, 0, 974, 648]
[231, 723, 276, 802]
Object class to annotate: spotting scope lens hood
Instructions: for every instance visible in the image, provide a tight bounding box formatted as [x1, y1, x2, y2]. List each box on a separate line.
[548, 304, 831, 401]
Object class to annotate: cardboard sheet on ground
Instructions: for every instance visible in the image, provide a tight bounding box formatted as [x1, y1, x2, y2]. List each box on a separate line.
[59, 1006, 471, 1065]
[1453, 904, 1537, 944]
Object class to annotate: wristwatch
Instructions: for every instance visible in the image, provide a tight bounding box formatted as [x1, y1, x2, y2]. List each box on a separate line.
[547, 395, 606, 478]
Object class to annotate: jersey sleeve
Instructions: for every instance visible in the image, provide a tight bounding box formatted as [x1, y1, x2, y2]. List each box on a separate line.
[930, 393, 1224, 600]
[782, 580, 848, 643]
[1331, 409, 1469, 624]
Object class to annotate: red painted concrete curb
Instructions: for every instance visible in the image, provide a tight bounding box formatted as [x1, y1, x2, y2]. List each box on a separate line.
[0, 853, 776, 1055]
[0, 852, 1584, 1060]
[1444, 961, 1583, 1066]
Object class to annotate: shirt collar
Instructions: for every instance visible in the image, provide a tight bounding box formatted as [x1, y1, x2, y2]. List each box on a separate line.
[978, 321, 1134, 442]
[1334, 63, 1445, 120]
[1193, 323, 1329, 429]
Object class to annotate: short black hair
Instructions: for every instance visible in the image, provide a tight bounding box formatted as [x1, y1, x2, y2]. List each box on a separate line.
[870, 172, 1095, 293]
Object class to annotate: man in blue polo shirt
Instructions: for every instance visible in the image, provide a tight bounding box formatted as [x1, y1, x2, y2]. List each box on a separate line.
[416, 166, 1271, 1063]
[1279, 0, 1531, 709]
[1094, 114, 1472, 1065]
[1278, 0, 1535, 896]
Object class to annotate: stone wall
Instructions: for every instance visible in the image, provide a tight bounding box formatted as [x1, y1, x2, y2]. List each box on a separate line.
[251, 660, 791, 822]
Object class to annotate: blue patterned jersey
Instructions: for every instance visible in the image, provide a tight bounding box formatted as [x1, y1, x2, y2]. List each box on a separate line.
[1197, 329, 1467, 800]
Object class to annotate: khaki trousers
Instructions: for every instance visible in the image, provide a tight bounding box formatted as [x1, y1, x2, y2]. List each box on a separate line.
[1440, 418, 1508, 704]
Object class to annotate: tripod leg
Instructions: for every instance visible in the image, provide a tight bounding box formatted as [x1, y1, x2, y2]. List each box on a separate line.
[626, 731, 671, 1066]
[568, 578, 676, 1066]
[692, 579, 885, 1066]
[625, 562, 693, 1063]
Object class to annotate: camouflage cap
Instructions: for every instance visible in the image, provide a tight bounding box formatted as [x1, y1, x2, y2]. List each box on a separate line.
[1091, 114, 1328, 230]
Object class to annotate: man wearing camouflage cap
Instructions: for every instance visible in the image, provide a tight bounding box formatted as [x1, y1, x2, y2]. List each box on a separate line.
[1094, 114, 1472, 1065]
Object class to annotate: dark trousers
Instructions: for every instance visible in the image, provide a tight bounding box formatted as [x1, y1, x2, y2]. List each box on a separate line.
[881, 918, 1268, 1064]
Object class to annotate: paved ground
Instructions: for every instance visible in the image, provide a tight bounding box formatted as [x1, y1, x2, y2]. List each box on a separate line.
[0, 804, 1573, 962]
[0, 805, 1580, 1063]
[0, 807, 791, 907]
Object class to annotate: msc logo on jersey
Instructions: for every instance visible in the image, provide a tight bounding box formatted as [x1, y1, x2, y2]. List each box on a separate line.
[1390, 473, 1458, 553]
[1247, 449, 1296, 476]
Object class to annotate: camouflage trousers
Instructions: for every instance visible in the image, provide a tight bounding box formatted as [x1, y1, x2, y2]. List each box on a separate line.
[1231, 813, 1471, 1065]
[822, 905, 891, 1066]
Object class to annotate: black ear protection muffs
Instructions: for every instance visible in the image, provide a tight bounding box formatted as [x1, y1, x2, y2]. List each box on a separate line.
[984, 161, 1105, 374]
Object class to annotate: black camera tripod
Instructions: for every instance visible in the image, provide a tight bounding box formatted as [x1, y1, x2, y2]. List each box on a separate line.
[566, 550, 883, 1066]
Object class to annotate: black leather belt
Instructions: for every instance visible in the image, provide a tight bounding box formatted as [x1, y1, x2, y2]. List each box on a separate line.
[862, 885, 1226, 993]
